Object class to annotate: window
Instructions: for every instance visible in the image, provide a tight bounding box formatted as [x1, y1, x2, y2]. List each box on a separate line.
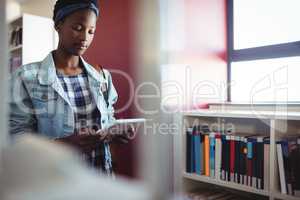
[228, 0, 300, 103]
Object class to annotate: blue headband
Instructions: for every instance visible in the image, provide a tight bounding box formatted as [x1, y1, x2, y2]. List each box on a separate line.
[54, 3, 99, 24]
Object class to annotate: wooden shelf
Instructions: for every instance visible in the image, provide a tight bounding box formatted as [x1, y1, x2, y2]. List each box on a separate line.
[183, 172, 269, 197]
[175, 111, 300, 200]
[183, 109, 300, 120]
[9, 45, 22, 52]
[273, 192, 300, 200]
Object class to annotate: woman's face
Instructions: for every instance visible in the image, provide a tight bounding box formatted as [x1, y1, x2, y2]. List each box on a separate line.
[56, 9, 97, 56]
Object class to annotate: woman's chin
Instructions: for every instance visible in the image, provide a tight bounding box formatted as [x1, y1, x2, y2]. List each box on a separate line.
[69, 49, 87, 56]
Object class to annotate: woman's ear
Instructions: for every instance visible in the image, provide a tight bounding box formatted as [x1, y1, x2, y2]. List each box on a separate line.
[54, 20, 64, 32]
[55, 23, 60, 31]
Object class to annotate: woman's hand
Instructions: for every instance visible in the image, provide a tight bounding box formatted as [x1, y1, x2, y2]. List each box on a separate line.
[96, 124, 136, 144]
[55, 124, 135, 152]
[55, 133, 102, 152]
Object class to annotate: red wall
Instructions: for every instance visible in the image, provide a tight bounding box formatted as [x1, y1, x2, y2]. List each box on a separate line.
[162, 0, 228, 109]
[84, 0, 136, 178]
[84, 0, 227, 178]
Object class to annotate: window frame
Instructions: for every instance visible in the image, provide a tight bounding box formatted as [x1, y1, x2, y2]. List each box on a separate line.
[226, 0, 300, 102]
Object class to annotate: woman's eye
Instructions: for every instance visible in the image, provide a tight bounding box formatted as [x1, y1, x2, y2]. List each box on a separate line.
[89, 30, 95, 34]
[73, 25, 82, 31]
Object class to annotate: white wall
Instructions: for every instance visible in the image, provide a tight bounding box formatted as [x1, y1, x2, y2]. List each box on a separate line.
[7, 0, 55, 21]
[6, 0, 21, 22]
[22, 13, 58, 65]
[21, 0, 55, 18]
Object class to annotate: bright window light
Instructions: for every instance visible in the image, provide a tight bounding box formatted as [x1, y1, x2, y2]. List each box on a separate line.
[234, 0, 300, 49]
[231, 56, 300, 103]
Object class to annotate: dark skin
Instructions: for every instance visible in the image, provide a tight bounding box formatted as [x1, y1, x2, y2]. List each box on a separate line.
[53, 9, 131, 151]
[53, 9, 98, 151]
[53, 9, 96, 76]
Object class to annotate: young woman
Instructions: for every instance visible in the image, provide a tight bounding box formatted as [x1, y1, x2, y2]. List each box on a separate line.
[9, 0, 127, 176]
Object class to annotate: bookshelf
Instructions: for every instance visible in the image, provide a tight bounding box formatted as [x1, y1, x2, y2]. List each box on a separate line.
[175, 109, 300, 200]
[9, 44, 23, 52]
[8, 13, 58, 73]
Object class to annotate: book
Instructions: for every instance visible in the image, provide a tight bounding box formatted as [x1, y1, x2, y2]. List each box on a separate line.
[246, 138, 253, 186]
[225, 135, 231, 181]
[263, 138, 270, 191]
[186, 127, 193, 173]
[9, 26, 23, 47]
[221, 135, 226, 180]
[10, 55, 22, 73]
[194, 126, 202, 175]
[230, 135, 235, 182]
[204, 134, 210, 176]
[277, 141, 287, 194]
[201, 133, 205, 175]
[234, 136, 240, 183]
[239, 137, 247, 185]
[114, 118, 146, 124]
[290, 138, 300, 196]
[215, 133, 222, 180]
[282, 139, 292, 195]
[251, 138, 258, 189]
[209, 132, 216, 178]
[256, 137, 264, 190]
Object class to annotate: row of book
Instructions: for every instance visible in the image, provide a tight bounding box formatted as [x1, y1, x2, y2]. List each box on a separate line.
[9, 55, 22, 73]
[186, 125, 269, 190]
[9, 26, 23, 48]
[277, 137, 300, 196]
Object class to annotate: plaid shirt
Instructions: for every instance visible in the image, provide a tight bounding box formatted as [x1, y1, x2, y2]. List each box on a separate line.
[56, 69, 113, 175]
[56, 69, 101, 133]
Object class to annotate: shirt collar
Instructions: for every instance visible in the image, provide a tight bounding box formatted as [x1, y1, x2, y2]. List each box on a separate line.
[38, 52, 101, 85]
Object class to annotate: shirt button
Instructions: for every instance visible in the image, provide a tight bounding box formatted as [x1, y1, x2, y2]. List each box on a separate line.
[102, 120, 105, 123]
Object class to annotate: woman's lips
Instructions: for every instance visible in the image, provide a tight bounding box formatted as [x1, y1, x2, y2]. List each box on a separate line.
[75, 44, 87, 50]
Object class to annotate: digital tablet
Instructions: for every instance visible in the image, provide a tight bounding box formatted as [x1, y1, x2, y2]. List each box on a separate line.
[114, 118, 146, 125]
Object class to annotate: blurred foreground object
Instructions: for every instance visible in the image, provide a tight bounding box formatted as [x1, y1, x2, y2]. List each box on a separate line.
[0, 134, 149, 200]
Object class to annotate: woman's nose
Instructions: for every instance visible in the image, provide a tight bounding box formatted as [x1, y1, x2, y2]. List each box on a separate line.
[79, 30, 89, 41]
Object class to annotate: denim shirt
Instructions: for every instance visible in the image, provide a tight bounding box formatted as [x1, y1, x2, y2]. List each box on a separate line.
[9, 52, 118, 139]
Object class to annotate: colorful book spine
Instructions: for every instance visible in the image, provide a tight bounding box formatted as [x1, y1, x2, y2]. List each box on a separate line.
[215, 133, 222, 180]
[221, 135, 227, 180]
[239, 137, 247, 185]
[256, 137, 264, 190]
[186, 128, 271, 191]
[230, 135, 235, 182]
[225, 135, 231, 181]
[209, 132, 216, 178]
[186, 127, 193, 173]
[251, 138, 258, 189]
[264, 138, 270, 191]
[201, 133, 205, 175]
[290, 138, 300, 196]
[234, 136, 240, 183]
[194, 127, 202, 175]
[246, 139, 253, 186]
[204, 134, 210, 176]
